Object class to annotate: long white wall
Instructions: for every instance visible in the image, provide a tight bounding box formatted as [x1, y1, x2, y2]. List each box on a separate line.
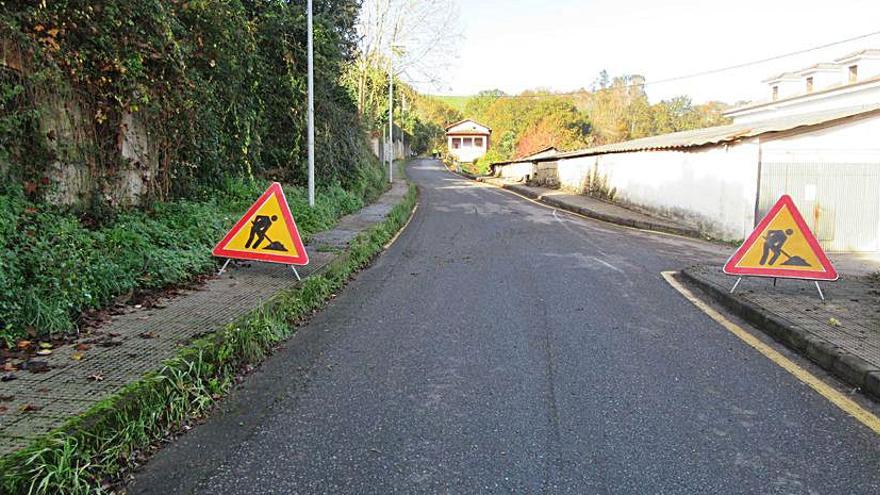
[497, 161, 536, 180]
[554, 143, 760, 241]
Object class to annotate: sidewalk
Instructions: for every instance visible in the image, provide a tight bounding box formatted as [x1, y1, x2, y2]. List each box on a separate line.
[0, 178, 410, 457]
[473, 174, 880, 400]
[682, 267, 880, 399]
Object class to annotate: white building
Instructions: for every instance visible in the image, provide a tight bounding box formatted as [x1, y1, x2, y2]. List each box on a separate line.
[727, 49, 880, 124]
[446, 119, 491, 163]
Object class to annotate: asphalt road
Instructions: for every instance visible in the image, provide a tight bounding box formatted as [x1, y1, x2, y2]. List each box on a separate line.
[130, 159, 880, 494]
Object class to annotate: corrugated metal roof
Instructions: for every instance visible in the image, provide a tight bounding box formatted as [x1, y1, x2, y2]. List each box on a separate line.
[490, 147, 559, 167]
[515, 104, 880, 163]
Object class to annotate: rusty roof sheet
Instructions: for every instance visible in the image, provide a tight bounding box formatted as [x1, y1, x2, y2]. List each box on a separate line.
[526, 104, 880, 162]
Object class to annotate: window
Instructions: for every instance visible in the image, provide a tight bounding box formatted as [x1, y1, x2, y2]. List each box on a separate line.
[452, 138, 461, 149]
[474, 137, 483, 147]
[806, 77, 814, 93]
[463, 137, 473, 147]
[772, 85, 779, 101]
[849, 65, 858, 83]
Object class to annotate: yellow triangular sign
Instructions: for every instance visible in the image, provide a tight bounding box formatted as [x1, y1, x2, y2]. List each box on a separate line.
[212, 182, 309, 265]
[724, 195, 836, 281]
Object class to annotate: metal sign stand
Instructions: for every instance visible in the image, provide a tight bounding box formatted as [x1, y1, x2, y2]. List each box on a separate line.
[217, 258, 302, 282]
[814, 281, 825, 301]
[218, 259, 232, 276]
[729, 276, 826, 301]
[729, 277, 743, 294]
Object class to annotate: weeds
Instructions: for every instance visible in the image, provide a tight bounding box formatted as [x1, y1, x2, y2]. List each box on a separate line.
[0, 173, 385, 342]
[0, 184, 417, 494]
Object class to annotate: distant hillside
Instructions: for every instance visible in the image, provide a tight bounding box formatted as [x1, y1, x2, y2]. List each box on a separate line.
[433, 95, 473, 113]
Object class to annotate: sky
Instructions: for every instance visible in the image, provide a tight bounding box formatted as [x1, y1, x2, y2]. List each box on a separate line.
[421, 0, 880, 105]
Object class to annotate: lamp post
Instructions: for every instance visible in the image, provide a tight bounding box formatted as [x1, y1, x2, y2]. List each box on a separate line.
[387, 44, 405, 184]
[306, 0, 315, 207]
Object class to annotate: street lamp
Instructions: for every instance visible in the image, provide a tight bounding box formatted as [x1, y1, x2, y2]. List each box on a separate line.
[306, 0, 315, 207]
[388, 44, 405, 184]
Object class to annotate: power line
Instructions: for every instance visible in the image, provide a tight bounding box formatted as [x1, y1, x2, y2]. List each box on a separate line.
[429, 29, 880, 100]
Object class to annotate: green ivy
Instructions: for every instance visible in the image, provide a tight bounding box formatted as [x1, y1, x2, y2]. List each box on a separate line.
[0, 0, 368, 203]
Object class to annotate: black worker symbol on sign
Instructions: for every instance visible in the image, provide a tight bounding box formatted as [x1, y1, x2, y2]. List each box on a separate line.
[759, 228, 810, 267]
[245, 214, 288, 252]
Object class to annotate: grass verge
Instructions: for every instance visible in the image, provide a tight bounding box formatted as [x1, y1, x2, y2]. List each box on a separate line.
[0, 162, 386, 342]
[0, 183, 417, 494]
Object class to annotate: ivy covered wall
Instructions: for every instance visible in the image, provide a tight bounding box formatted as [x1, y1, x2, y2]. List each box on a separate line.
[0, 0, 371, 209]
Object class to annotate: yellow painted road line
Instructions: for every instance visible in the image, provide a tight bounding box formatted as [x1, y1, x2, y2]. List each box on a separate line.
[661, 270, 880, 436]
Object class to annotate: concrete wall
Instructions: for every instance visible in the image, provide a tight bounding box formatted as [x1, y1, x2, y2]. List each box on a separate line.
[552, 143, 760, 241]
[370, 132, 411, 163]
[493, 113, 880, 247]
[496, 161, 536, 181]
[496, 142, 761, 241]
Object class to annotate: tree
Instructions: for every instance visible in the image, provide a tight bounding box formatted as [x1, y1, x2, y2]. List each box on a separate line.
[347, 0, 462, 127]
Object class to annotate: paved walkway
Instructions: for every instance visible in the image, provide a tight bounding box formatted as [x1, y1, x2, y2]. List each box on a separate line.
[0, 177, 409, 456]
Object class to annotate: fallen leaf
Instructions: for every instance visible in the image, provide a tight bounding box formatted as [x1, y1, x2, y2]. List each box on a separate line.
[139, 331, 158, 339]
[829, 317, 841, 327]
[71, 352, 85, 361]
[75, 343, 90, 352]
[19, 404, 42, 412]
[0, 406, 7, 413]
[88, 373, 104, 382]
[2, 362, 16, 372]
[17, 340, 32, 349]
[36, 349, 52, 356]
[108, 332, 121, 337]
[39, 342, 53, 349]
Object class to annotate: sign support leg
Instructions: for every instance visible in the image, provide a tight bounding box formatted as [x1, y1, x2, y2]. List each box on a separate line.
[290, 265, 302, 281]
[814, 281, 825, 301]
[730, 277, 743, 294]
[218, 259, 231, 276]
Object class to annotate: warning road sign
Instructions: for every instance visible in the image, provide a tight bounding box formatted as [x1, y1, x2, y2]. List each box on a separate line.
[212, 182, 309, 266]
[724, 195, 837, 281]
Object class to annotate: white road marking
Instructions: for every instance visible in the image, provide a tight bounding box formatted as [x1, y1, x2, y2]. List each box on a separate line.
[591, 256, 624, 273]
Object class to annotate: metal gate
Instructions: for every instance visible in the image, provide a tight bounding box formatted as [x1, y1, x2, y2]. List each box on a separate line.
[759, 150, 880, 252]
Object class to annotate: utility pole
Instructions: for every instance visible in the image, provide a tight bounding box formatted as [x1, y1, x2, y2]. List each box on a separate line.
[307, 0, 315, 207]
[388, 53, 394, 183]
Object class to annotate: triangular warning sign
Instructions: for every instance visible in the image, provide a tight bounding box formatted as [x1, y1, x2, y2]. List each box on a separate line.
[212, 182, 309, 266]
[724, 195, 836, 281]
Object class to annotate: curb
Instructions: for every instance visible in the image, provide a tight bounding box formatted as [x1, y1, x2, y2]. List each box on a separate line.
[679, 268, 880, 401]
[475, 177, 703, 239]
[0, 181, 419, 494]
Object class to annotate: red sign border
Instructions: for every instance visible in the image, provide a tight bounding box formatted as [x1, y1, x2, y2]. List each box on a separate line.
[723, 194, 837, 281]
[212, 182, 309, 266]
